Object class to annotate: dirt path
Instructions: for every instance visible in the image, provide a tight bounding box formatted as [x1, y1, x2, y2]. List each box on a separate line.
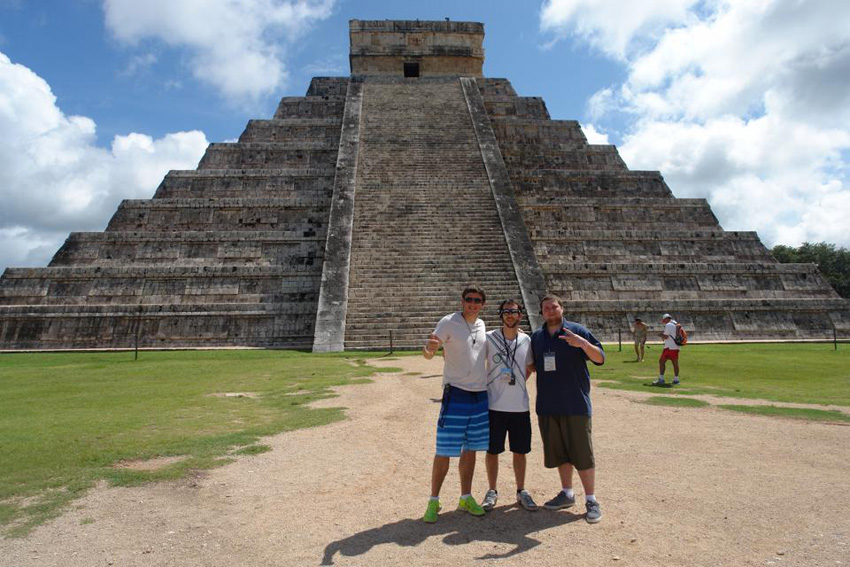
[1, 356, 848, 566]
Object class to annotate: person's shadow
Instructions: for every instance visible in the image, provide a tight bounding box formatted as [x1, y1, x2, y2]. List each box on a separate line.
[321, 504, 582, 564]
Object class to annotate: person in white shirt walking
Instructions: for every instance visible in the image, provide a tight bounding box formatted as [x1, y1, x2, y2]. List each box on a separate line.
[480, 299, 538, 512]
[654, 313, 681, 385]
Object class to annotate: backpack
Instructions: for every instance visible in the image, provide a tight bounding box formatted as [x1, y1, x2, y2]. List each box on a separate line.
[674, 324, 688, 346]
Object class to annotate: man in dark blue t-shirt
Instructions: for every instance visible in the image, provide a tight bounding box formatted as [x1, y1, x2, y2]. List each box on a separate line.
[530, 294, 605, 523]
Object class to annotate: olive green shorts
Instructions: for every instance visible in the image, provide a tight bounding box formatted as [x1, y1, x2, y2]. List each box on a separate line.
[537, 414, 595, 470]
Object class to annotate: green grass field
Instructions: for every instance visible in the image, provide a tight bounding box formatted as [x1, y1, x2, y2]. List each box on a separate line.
[594, 342, 850, 406]
[0, 350, 396, 537]
[0, 343, 847, 537]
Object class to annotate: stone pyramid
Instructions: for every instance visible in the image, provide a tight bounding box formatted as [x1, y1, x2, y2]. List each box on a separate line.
[1, 19, 847, 351]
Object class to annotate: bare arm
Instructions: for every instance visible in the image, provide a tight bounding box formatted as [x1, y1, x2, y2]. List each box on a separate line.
[560, 329, 605, 365]
[423, 333, 442, 360]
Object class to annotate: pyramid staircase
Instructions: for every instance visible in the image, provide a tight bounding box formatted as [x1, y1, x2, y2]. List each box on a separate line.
[341, 78, 524, 349]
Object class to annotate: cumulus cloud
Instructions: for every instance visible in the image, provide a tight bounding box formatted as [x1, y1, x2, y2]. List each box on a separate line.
[541, 0, 850, 248]
[102, 0, 335, 105]
[540, 0, 700, 59]
[580, 123, 610, 145]
[0, 52, 208, 272]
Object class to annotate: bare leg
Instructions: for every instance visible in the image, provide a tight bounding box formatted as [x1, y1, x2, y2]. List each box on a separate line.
[634, 343, 640, 360]
[557, 462, 574, 489]
[513, 452, 527, 491]
[672, 358, 680, 376]
[458, 450, 477, 495]
[577, 467, 596, 496]
[485, 453, 499, 490]
[430, 456, 450, 498]
[659, 357, 666, 376]
[639, 342, 645, 361]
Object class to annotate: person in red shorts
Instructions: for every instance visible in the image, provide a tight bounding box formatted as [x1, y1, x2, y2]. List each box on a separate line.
[654, 313, 680, 385]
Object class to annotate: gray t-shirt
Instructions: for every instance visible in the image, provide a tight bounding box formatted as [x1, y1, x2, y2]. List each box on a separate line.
[433, 312, 487, 392]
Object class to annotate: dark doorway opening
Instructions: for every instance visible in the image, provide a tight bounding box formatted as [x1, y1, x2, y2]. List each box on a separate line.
[404, 62, 420, 78]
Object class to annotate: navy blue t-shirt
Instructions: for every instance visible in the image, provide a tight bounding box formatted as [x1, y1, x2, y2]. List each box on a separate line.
[531, 319, 605, 417]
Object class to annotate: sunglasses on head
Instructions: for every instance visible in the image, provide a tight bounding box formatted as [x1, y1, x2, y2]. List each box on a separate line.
[463, 297, 483, 304]
[500, 308, 521, 315]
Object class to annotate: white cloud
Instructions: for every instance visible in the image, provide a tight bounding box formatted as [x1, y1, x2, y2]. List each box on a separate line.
[540, 0, 700, 59]
[102, 0, 335, 105]
[0, 52, 208, 272]
[541, 0, 850, 248]
[580, 123, 609, 145]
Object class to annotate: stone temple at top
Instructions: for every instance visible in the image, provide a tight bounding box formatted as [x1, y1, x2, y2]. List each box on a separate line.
[1, 19, 847, 351]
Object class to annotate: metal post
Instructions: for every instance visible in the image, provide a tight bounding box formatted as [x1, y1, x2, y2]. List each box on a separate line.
[134, 305, 142, 361]
[389, 330, 394, 354]
[835, 327, 838, 351]
[618, 329, 622, 352]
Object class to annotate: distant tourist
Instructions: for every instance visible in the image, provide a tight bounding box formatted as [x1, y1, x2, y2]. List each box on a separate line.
[632, 317, 648, 362]
[654, 313, 681, 385]
[421, 286, 489, 523]
[480, 299, 538, 513]
[530, 294, 605, 524]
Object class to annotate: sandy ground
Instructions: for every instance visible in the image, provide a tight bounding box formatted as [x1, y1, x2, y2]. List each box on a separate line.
[1, 355, 848, 567]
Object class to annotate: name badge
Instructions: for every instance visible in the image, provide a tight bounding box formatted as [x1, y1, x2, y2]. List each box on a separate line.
[544, 353, 556, 372]
[499, 367, 513, 382]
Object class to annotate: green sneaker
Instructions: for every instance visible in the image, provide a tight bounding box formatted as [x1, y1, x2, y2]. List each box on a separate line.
[458, 495, 486, 516]
[423, 499, 440, 523]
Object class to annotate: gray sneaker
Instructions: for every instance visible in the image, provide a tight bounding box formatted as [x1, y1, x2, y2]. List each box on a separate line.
[482, 489, 498, 511]
[585, 500, 602, 523]
[543, 491, 575, 509]
[516, 490, 538, 511]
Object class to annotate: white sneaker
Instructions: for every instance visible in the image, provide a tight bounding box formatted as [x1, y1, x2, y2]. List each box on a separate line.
[516, 490, 538, 511]
[482, 489, 498, 511]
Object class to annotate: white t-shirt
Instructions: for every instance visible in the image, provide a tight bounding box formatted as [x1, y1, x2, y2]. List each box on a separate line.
[485, 329, 534, 412]
[433, 312, 487, 392]
[663, 320, 680, 350]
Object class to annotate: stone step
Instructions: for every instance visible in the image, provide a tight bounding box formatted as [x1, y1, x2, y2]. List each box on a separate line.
[49, 231, 326, 268]
[198, 144, 338, 169]
[0, 266, 321, 306]
[542, 262, 813, 274]
[238, 119, 342, 143]
[273, 96, 346, 119]
[153, 169, 335, 199]
[107, 198, 329, 232]
[305, 77, 349, 97]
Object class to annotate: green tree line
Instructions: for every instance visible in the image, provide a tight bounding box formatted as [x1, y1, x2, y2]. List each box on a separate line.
[771, 242, 850, 298]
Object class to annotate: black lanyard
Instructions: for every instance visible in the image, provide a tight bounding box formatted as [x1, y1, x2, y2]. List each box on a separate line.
[498, 331, 518, 385]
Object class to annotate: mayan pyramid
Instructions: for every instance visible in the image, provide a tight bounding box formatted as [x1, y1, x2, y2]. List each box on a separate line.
[1, 19, 847, 351]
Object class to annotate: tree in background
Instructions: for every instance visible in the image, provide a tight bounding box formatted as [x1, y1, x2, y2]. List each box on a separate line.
[772, 242, 850, 298]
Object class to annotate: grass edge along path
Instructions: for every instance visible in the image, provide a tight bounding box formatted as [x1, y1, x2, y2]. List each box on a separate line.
[0, 350, 398, 538]
[643, 396, 850, 423]
[594, 342, 849, 407]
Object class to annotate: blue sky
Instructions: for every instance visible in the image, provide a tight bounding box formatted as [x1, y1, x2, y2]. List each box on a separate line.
[1, 0, 849, 273]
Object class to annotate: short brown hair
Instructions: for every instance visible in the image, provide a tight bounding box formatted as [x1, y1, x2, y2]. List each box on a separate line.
[462, 285, 486, 303]
[539, 294, 563, 311]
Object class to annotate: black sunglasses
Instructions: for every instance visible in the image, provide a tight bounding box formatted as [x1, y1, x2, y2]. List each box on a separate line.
[463, 297, 484, 304]
[500, 308, 521, 315]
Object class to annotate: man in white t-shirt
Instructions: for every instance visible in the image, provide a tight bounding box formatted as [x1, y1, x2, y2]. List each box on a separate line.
[421, 286, 489, 523]
[654, 313, 680, 385]
[480, 299, 538, 512]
